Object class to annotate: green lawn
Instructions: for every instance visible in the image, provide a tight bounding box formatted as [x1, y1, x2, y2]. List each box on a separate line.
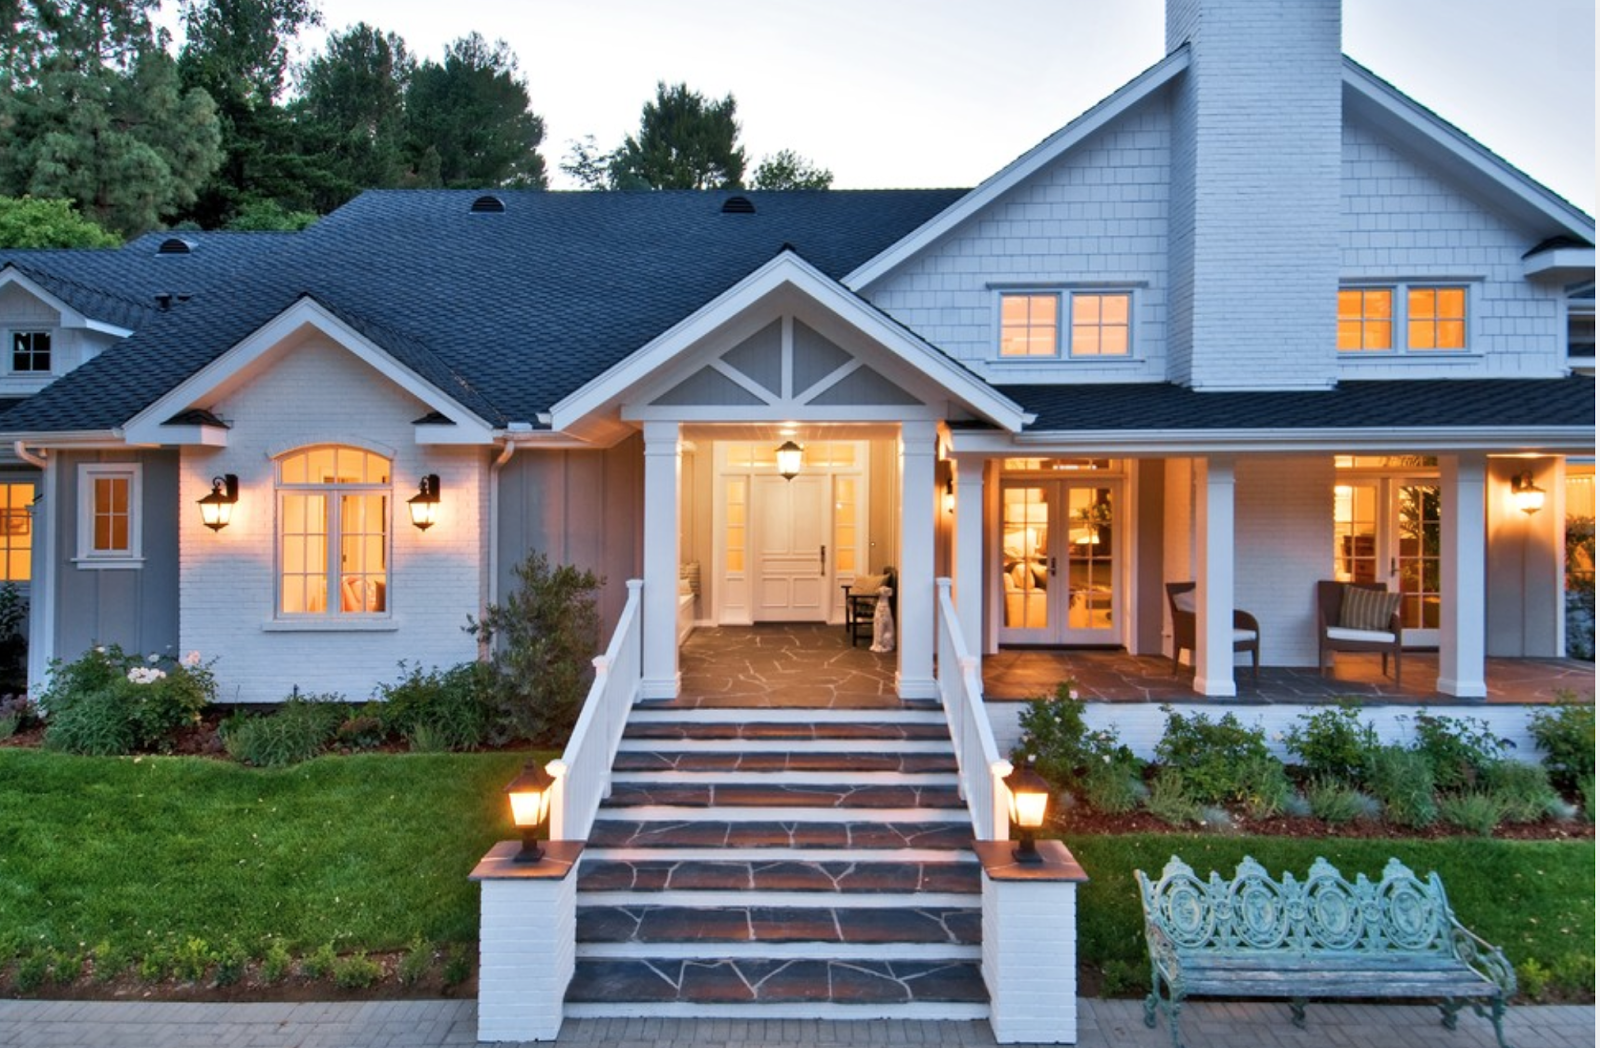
[0, 750, 1592, 998]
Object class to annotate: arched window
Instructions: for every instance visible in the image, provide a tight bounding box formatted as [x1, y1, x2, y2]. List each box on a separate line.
[276, 446, 390, 616]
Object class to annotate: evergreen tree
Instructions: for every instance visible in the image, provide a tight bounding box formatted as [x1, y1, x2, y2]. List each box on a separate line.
[293, 21, 412, 211]
[404, 33, 547, 189]
[608, 82, 745, 190]
[750, 149, 833, 190]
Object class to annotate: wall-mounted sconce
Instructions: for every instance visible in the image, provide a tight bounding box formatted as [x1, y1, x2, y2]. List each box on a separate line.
[407, 474, 441, 530]
[197, 474, 238, 531]
[775, 440, 803, 481]
[1511, 472, 1545, 516]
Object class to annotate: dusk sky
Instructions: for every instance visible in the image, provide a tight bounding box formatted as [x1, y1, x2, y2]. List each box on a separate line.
[167, 0, 1596, 212]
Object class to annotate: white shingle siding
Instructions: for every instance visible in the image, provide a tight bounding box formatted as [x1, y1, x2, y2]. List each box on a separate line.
[179, 337, 484, 705]
[1339, 121, 1569, 379]
[866, 104, 1173, 383]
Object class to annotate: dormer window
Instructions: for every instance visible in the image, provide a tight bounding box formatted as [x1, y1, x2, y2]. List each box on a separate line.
[11, 330, 51, 373]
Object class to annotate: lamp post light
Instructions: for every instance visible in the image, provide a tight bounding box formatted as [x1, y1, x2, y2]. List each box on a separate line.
[504, 761, 556, 863]
[1004, 758, 1052, 864]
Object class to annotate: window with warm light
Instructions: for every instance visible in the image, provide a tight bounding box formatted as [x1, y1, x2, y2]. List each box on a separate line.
[999, 293, 1059, 357]
[76, 464, 141, 565]
[1406, 287, 1466, 350]
[1339, 285, 1469, 353]
[1337, 289, 1393, 351]
[276, 446, 390, 616]
[1070, 293, 1131, 357]
[0, 482, 33, 581]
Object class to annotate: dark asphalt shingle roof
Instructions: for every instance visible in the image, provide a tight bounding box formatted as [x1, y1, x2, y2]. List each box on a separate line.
[997, 377, 1597, 432]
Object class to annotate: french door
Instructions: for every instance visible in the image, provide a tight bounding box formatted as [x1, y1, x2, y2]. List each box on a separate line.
[1333, 478, 1441, 645]
[998, 480, 1119, 645]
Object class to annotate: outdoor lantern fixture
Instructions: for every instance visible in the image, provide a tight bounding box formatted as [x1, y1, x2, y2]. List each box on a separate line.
[504, 760, 556, 864]
[407, 474, 441, 530]
[1004, 758, 1052, 864]
[1511, 472, 1546, 516]
[775, 440, 804, 481]
[197, 474, 238, 531]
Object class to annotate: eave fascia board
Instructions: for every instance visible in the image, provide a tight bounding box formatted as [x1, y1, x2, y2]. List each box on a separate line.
[549, 250, 1029, 433]
[1523, 246, 1596, 281]
[949, 425, 1596, 456]
[1343, 62, 1595, 243]
[414, 421, 497, 446]
[122, 297, 495, 445]
[152, 425, 228, 447]
[843, 47, 1191, 291]
[1, 430, 128, 449]
[83, 319, 135, 337]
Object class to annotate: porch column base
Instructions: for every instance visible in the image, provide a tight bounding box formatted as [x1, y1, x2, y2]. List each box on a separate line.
[640, 674, 681, 700]
[471, 840, 581, 1043]
[976, 839, 1089, 1044]
[895, 673, 938, 701]
[1436, 677, 1488, 700]
[1191, 674, 1237, 698]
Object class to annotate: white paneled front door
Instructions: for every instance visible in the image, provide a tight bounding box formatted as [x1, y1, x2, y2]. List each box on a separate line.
[752, 473, 829, 621]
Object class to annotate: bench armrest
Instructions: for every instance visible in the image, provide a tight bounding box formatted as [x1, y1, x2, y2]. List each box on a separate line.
[1447, 921, 1517, 997]
[1143, 919, 1185, 985]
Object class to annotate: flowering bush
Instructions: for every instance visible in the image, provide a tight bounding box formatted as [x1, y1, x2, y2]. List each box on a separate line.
[1015, 680, 1144, 812]
[40, 645, 218, 755]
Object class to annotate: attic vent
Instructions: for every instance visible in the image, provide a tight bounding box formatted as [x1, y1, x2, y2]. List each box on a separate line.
[156, 237, 195, 255]
[470, 195, 506, 214]
[721, 195, 756, 215]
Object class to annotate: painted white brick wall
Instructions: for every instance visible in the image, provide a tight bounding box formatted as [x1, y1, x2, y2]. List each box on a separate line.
[1338, 121, 1569, 379]
[179, 337, 485, 704]
[866, 105, 1173, 384]
[477, 872, 576, 1042]
[1235, 456, 1334, 667]
[983, 874, 1079, 1044]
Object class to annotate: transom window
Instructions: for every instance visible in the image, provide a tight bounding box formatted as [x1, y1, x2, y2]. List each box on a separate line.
[11, 331, 51, 373]
[999, 291, 1133, 358]
[1339, 285, 1468, 353]
[276, 446, 390, 616]
[999, 293, 1059, 357]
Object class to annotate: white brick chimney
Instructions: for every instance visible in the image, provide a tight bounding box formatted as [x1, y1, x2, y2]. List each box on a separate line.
[1166, 0, 1343, 390]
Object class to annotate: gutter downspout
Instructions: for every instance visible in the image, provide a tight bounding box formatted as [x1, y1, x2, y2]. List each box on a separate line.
[483, 436, 520, 657]
[14, 442, 52, 697]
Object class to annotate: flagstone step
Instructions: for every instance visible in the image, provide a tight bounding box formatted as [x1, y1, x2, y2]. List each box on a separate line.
[566, 957, 987, 1010]
[630, 705, 946, 722]
[577, 859, 980, 896]
[587, 819, 975, 852]
[611, 751, 958, 774]
[576, 905, 982, 947]
[601, 782, 965, 811]
[622, 721, 952, 743]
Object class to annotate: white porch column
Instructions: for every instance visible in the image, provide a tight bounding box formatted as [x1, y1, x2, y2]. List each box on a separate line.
[953, 455, 986, 663]
[1194, 455, 1237, 697]
[1438, 453, 1488, 698]
[897, 420, 938, 699]
[641, 420, 681, 699]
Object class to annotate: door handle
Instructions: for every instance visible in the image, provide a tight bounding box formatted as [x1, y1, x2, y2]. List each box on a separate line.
[1049, 556, 1057, 577]
[1389, 557, 1397, 578]
[820, 545, 827, 576]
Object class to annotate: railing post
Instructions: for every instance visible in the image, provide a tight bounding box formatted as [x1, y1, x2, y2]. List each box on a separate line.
[990, 759, 1012, 843]
[545, 758, 569, 841]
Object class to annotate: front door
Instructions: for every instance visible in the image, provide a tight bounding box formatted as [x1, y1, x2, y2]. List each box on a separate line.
[998, 480, 1119, 644]
[1333, 478, 1441, 645]
[752, 473, 829, 621]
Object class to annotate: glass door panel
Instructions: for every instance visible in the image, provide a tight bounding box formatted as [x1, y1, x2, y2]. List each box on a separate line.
[1000, 485, 1051, 635]
[1066, 486, 1114, 633]
[1396, 484, 1440, 643]
[999, 480, 1119, 644]
[1330, 476, 1440, 646]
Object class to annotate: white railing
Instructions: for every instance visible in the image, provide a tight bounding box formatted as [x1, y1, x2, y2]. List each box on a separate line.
[934, 578, 1012, 841]
[546, 578, 643, 841]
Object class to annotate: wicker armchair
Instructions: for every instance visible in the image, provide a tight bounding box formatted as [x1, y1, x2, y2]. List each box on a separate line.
[1165, 581, 1260, 680]
[1315, 580, 1403, 684]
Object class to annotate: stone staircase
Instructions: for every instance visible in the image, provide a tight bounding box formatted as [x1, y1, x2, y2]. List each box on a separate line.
[565, 702, 988, 1019]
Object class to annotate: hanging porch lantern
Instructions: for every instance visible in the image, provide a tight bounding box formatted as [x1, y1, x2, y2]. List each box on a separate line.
[775, 440, 804, 482]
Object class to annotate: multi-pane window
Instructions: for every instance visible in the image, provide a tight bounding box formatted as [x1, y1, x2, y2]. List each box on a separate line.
[76, 464, 141, 563]
[1069, 293, 1131, 357]
[999, 294, 1059, 357]
[277, 446, 390, 616]
[1339, 285, 1468, 353]
[11, 330, 51, 373]
[0, 482, 33, 581]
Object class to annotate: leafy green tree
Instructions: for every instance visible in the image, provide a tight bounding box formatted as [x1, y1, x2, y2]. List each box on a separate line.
[223, 198, 315, 230]
[404, 33, 547, 189]
[1, 0, 164, 86]
[292, 21, 413, 211]
[751, 149, 833, 190]
[176, 0, 324, 226]
[0, 195, 120, 247]
[559, 134, 614, 190]
[608, 81, 745, 190]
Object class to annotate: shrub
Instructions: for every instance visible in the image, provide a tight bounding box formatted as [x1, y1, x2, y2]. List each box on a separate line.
[300, 942, 338, 980]
[1306, 778, 1378, 824]
[43, 688, 137, 755]
[1153, 706, 1274, 806]
[336, 708, 385, 751]
[1081, 757, 1146, 815]
[40, 645, 217, 755]
[213, 940, 247, 987]
[1438, 791, 1506, 836]
[15, 951, 50, 992]
[378, 661, 490, 752]
[1481, 760, 1561, 824]
[1145, 768, 1204, 826]
[1364, 745, 1437, 828]
[170, 937, 213, 983]
[260, 941, 293, 983]
[224, 696, 343, 767]
[442, 944, 471, 987]
[332, 951, 383, 989]
[1516, 958, 1552, 1001]
[1284, 703, 1379, 785]
[90, 941, 127, 983]
[468, 552, 600, 745]
[0, 693, 36, 739]
[1528, 701, 1595, 794]
[1411, 711, 1508, 792]
[1580, 774, 1596, 823]
[397, 936, 432, 986]
[1236, 753, 1294, 818]
[1015, 683, 1144, 813]
[0, 582, 27, 693]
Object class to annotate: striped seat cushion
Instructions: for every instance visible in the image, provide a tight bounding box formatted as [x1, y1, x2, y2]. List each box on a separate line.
[1339, 587, 1401, 632]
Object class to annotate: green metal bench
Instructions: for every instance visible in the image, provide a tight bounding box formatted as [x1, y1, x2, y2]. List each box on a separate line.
[1135, 855, 1516, 1048]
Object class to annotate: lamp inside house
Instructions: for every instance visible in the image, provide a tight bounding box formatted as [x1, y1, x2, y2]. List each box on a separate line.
[407, 474, 441, 530]
[1511, 472, 1545, 516]
[197, 474, 238, 531]
[504, 761, 556, 863]
[1003, 758, 1051, 864]
[775, 440, 804, 481]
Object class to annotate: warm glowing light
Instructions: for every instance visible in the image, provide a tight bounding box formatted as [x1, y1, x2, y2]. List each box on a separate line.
[775, 440, 804, 481]
[1511, 472, 1545, 516]
[407, 474, 441, 530]
[1003, 760, 1052, 864]
[504, 761, 556, 863]
[197, 474, 238, 531]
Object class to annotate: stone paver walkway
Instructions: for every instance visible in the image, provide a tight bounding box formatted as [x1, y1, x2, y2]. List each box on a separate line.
[0, 998, 1592, 1048]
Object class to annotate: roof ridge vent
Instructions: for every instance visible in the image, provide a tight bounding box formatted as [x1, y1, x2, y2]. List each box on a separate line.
[470, 195, 506, 214]
[721, 195, 756, 215]
[156, 237, 195, 255]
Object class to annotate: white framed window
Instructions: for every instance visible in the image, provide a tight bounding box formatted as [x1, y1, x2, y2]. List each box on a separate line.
[10, 330, 51, 373]
[0, 481, 33, 581]
[1339, 284, 1469, 354]
[76, 464, 142, 566]
[276, 446, 391, 617]
[998, 290, 1135, 359]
